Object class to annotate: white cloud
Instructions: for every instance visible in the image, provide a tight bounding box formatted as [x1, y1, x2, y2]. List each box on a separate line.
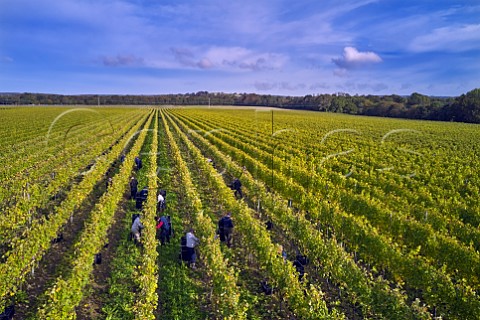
[197, 58, 214, 69]
[409, 24, 480, 52]
[171, 46, 288, 71]
[332, 47, 382, 69]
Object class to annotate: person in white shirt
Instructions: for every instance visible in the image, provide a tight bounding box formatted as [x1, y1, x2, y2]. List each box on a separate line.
[186, 228, 199, 268]
[157, 192, 164, 204]
[157, 190, 166, 213]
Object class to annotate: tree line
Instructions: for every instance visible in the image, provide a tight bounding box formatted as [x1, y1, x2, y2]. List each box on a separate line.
[1, 89, 479, 123]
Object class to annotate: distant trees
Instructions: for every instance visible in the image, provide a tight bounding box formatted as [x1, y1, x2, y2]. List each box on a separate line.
[0, 89, 479, 123]
[407, 92, 430, 107]
[448, 88, 480, 123]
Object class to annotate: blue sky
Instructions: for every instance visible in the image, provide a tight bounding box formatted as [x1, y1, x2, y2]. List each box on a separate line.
[1, 0, 479, 96]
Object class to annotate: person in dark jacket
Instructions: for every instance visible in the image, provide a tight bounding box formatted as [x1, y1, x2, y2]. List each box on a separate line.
[134, 156, 142, 170]
[135, 186, 148, 210]
[293, 254, 309, 281]
[129, 177, 138, 200]
[232, 178, 242, 199]
[0, 304, 15, 320]
[217, 212, 234, 247]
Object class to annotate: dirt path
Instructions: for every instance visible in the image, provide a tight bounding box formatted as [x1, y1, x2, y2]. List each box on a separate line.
[75, 194, 130, 319]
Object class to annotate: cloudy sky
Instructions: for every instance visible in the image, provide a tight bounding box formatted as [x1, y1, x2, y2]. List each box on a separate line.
[1, 0, 479, 96]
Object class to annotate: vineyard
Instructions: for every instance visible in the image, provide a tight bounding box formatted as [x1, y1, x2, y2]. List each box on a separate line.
[0, 106, 479, 319]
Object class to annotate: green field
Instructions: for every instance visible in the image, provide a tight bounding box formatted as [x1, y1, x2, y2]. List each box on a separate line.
[1, 106, 479, 319]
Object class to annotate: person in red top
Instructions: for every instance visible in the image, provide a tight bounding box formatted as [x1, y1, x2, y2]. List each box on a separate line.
[156, 215, 173, 245]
